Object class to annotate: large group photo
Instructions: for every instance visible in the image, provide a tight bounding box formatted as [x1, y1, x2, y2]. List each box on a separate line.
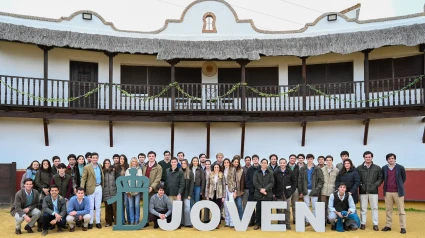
[13, 150, 408, 235]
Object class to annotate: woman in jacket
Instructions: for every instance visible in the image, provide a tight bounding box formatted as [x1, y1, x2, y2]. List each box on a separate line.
[21, 160, 40, 189]
[102, 159, 117, 227]
[125, 157, 143, 225]
[335, 159, 360, 204]
[205, 163, 225, 229]
[223, 158, 237, 228]
[181, 159, 194, 227]
[74, 155, 86, 189]
[115, 154, 129, 224]
[35, 159, 52, 198]
[203, 160, 212, 223]
[232, 156, 245, 219]
[190, 157, 205, 207]
[253, 158, 275, 230]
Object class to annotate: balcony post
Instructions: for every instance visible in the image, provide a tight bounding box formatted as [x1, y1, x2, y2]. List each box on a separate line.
[362, 49, 373, 107]
[104, 52, 117, 110]
[300, 56, 308, 111]
[420, 44, 425, 105]
[38, 45, 53, 106]
[237, 59, 250, 111]
[167, 60, 180, 111]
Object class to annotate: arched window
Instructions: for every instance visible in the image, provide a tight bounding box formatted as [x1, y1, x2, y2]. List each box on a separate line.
[202, 12, 217, 33]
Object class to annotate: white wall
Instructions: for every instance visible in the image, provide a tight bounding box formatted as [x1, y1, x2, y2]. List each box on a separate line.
[0, 117, 424, 169]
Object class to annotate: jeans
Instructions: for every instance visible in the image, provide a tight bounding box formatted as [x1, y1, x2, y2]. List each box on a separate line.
[224, 188, 235, 226]
[182, 199, 192, 226]
[235, 196, 243, 219]
[242, 189, 249, 209]
[127, 193, 141, 224]
[192, 185, 201, 207]
[276, 197, 291, 225]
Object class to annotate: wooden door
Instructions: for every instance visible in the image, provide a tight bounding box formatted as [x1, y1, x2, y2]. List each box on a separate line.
[69, 61, 99, 108]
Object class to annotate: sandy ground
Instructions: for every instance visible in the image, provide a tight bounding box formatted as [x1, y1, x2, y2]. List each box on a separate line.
[2, 201, 424, 238]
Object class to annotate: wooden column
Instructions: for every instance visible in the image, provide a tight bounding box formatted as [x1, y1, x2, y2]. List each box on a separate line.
[206, 122, 210, 159]
[43, 118, 49, 146]
[170, 122, 175, 157]
[109, 120, 113, 147]
[420, 44, 425, 105]
[38, 45, 53, 106]
[422, 117, 425, 144]
[104, 52, 117, 110]
[301, 121, 307, 146]
[362, 49, 373, 107]
[167, 60, 180, 111]
[237, 60, 250, 111]
[301, 57, 308, 111]
[363, 118, 370, 145]
[240, 121, 246, 157]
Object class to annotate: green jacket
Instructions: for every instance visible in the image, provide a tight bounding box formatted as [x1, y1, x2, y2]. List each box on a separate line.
[253, 169, 275, 200]
[357, 162, 383, 194]
[298, 164, 324, 197]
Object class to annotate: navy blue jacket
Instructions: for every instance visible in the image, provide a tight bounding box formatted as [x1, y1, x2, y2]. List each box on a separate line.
[382, 164, 406, 197]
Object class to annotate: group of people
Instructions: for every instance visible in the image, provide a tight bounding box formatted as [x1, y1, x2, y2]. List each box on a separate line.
[12, 150, 407, 234]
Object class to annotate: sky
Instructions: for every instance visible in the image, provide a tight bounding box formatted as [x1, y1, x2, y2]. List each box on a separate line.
[1, 0, 424, 31]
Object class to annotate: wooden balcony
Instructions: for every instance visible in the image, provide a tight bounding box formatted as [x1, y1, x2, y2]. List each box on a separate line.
[0, 75, 424, 122]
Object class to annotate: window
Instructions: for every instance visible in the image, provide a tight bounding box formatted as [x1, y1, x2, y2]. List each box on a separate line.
[217, 67, 279, 96]
[369, 54, 423, 91]
[120, 66, 201, 95]
[202, 12, 217, 33]
[288, 62, 354, 94]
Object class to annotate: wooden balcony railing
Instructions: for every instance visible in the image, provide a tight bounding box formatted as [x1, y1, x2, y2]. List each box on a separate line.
[0, 75, 424, 112]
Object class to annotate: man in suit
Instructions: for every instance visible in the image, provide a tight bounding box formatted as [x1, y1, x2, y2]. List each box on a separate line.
[41, 185, 67, 236]
[11, 178, 42, 234]
[81, 152, 104, 229]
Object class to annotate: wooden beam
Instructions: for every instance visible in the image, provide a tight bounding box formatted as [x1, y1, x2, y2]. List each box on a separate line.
[301, 121, 307, 146]
[167, 60, 180, 111]
[104, 52, 117, 110]
[300, 57, 308, 111]
[363, 118, 370, 145]
[237, 60, 250, 111]
[109, 120, 113, 147]
[43, 118, 49, 146]
[423, 126, 425, 144]
[240, 121, 246, 157]
[38, 45, 53, 106]
[362, 49, 373, 107]
[170, 122, 175, 157]
[206, 121, 210, 159]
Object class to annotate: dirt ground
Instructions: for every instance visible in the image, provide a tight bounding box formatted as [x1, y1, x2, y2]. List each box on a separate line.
[2, 201, 424, 238]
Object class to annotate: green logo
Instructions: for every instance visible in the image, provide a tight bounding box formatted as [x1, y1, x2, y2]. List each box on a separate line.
[107, 168, 150, 230]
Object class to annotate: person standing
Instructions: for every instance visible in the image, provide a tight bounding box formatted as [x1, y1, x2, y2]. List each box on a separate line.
[164, 158, 184, 201]
[321, 155, 339, 224]
[253, 159, 274, 230]
[287, 154, 300, 224]
[40, 185, 67, 236]
[51, 156, 61, 176]
[65, 154, 77, 194]
[112, 154, 120, 167]
[212, 152, 224, 168]
[199, 153, 208, 171]
[81, 152, 104, 229]
[246, 154, 260, 227]
[297, 154, 306, 167]
[11, 178, 42, 235]
[102, 159, 117, 227]
[177, 152, 185, 168]
[242, 156, 251, 209]
[21, 160, 40, 189]
[190, 157, 205, 207]
[181, 159, 194, 228]
[143, 151, 163, 227]
[74, 155, 86, 189]
[336, 151, 350, 171]
[50, 163, 73, 200]
[223, 158, 237, 228]
[298, 154, 324, 226]
[335, 159, 360, 204]
[357, 151, 383, 231]
[205, 164, 225, 229]
[158, 150, 172, 186]
[115, 154, 129, 225]
[232, 156, 245, 219]
[85, 152, 92, 165]
[268, 154, 279, 172]
[203, 160, 212, 223]
[381, 153, 407, 234]
[138, 153, 146, 168]
[125, 158, 143, 225]
[66, 187, 91, 231]
[317, 156, 325, 169]
[273, 158, 296, 230]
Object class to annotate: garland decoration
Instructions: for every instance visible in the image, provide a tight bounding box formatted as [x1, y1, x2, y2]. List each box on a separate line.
[115, 82, 177, 102]
[246, 85, 301, 97]
[0, 79, 106, 103]
[306, 76, 422, 103]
